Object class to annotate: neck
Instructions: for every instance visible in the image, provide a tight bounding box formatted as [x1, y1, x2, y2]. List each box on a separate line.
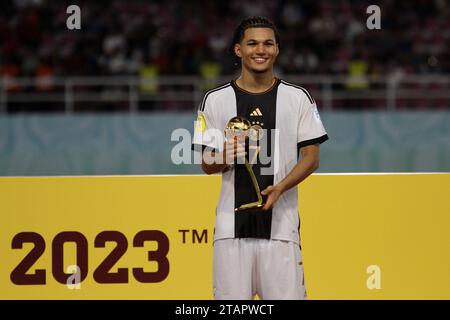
[236, 69, 275, 93]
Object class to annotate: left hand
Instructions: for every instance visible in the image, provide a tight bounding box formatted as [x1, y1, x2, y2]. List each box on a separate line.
[260, 185, 283, 210]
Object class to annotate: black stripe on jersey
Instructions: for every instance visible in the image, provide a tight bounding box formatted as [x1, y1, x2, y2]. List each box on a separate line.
[191, 143, 206, 152]
[231, 80, 279, 239]
[297, 134, 329, 149]
[199, 83, 231, 112]
[191, 143, 220, 154]
[280, 80, 315, 104]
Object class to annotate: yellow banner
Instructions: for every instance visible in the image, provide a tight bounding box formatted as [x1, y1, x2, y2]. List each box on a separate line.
[0, 174, 449, 299]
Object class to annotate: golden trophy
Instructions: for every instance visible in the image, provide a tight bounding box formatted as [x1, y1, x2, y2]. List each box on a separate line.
[225, 116, 265, 212]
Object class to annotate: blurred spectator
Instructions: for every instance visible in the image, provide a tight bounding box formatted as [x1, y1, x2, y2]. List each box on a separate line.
[0, 0, 448, 111]
[0, 0, 448, 78]
[0, 57, 22, 92]
[35, 58, 55, 92]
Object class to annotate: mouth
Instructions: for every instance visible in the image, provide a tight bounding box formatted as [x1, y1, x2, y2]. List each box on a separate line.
[252, 57, 269, 64]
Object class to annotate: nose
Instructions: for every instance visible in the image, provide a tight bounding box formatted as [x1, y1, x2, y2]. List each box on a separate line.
[255, 43, 265, 54]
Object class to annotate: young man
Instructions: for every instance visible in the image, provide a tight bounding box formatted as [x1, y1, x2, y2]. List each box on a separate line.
[192, 16, 328, 299]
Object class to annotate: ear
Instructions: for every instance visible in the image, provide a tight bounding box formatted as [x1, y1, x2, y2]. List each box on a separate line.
[234, 43, 242, 58]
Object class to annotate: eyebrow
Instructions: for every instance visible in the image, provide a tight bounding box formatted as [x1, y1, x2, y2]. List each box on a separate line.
[246, 39, 275, 43]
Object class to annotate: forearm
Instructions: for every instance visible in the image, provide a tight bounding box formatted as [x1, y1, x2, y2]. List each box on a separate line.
[201, 137, 246, 175]
[277, 153, 319, 193]
[201, 151, 229, 175]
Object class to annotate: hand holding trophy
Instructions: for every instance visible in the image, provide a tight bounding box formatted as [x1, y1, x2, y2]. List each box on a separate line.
[225, 116, 265, 212]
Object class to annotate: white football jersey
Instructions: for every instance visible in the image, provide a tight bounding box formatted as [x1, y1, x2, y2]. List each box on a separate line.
[192, 79, 328, 245]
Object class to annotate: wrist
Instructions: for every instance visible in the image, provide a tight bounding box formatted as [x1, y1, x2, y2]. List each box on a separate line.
[276, 182, 287, 194]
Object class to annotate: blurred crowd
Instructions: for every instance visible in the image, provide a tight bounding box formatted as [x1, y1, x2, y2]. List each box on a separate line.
[1, 0, 449, 77]
[0, 0, 449, 111]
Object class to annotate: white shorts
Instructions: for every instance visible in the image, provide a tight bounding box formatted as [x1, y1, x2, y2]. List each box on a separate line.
[213, 238, 306, 300]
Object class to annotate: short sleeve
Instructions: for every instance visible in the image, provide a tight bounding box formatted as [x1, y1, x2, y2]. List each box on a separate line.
[297, 95, 329, 149]
[192, 95, 224, 152]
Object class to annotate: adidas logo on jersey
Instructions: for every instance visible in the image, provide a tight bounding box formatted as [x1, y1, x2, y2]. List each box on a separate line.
[250, 107, 263, 116]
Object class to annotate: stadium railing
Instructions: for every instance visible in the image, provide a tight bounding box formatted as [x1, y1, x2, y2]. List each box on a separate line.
[0, 74, 448, 112]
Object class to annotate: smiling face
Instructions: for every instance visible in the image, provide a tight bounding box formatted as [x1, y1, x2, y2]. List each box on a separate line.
[234, 27, 279, 74]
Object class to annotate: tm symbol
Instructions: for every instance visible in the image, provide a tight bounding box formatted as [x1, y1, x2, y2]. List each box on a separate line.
[178, 229, 209, 244]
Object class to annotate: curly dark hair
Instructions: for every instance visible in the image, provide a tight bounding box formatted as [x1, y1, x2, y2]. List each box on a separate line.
[230, 16, 281, 56]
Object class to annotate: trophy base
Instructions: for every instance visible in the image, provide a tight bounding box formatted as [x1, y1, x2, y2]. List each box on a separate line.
[234, 203, 265, 213]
